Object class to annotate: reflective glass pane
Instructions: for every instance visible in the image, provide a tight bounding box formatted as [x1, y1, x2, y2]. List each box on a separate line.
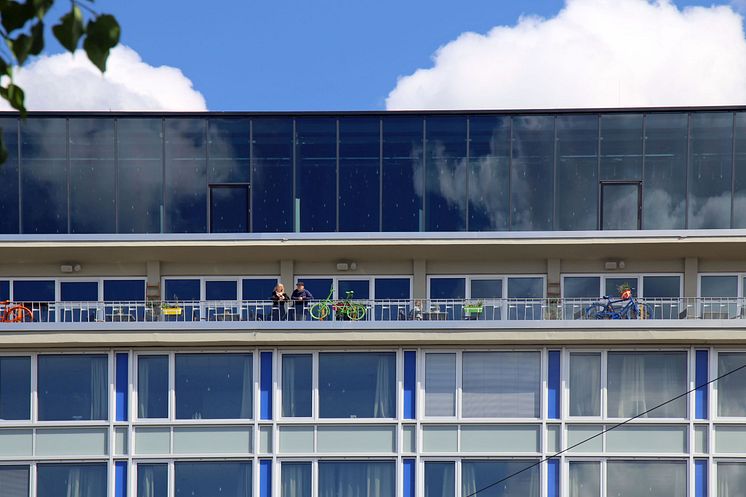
[205, 280, 237, 300]
[208, 118, 249, 183]
[296, 118, 336, 232]
[0, 356, 30, 420]
[382, 117, 424, 231]
[210, 186, 249, 233]
[374, 278, 410, 299]
[165, 118, 207, 233]
[117, 118, 163, 233]
[137, 464, 168, 497]
[734, 113, 746, 227]
[60, 281, 98, 301]
[338, 279, 370, 299]
[0, 280, 9, 301]
[718, 352, 746, 416]
[507, 278, 543, 298]
[470, 279, 503, 298]
[339, 117, 380, 232]
[717, 463, 746, 497]
[0, 465, 29, 497]
[0, 118, 19, 234]
[643, 276, 680, 297]
[318, 461, 394, 497]
[606, 461, 686, 497]
[425, 462, 455, 497]
[252, 118, 293, 232]
[37, 464, 107, 497]
[138, 355, 168, 419]
[563, 277, 600, 298]
[557, 115, 598, 230]
[38, 354, 109, 421]
[282, 354, 312, 417]
[242, 278, 278, 300]
[425, 353, 456, 416]
[282, 462, 311, 497]
[175, 461, 251, 497]
[469, 116, 510, 231]
[600, 114, 643, 180]
[569, 462, 600, 497]
[569, 353, 601, 416]
[69, 118, 115, 233]
[318, 352, 396, 418]
[643, 113, 687, 229]
[602, 183, 639, 230]
[296, 278, 331, 301]
[429, 278, 466, 299]
[700, 275, 738, 297]
[13, 280, 55, 301]
[164, 279, 200, 301]
[511, 115, 554, 230]
[175, 353, 253, 419]
[20, 118, 68, 234]
[104, 280, 145, 301]
[426, 116, 467, 231]
[461, 460, 539, 497]
[689, 112, 733, 228]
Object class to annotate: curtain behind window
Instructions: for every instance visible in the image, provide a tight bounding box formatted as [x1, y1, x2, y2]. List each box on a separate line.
[717, 463, 746, 497]
[37, 464, 106, 497]
[90, 357, 107, 420]
[606, 461, 685, 497]
[569, 353, 601, 416]
[425, 353, 456, 417]
[462, 352, 540, 417]
[569, 462, 599, 497]
[0, 466, 28, 497]
[461, 460, 539, 497]
[373, 355, 393, 418]
[282, 355, 312, 417]
[281, 463, 311, 497]
[718, 353, 746, 416]
[318, 461, 394, 497]
[424, 462, 455, 497]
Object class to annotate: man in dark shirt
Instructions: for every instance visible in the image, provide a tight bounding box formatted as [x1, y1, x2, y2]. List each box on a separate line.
[291, 282, 314, 320]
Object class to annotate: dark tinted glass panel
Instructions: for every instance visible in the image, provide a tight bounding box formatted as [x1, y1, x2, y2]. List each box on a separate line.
[298, 278, 332, 301]
[103, 279, 145, 301]
[557, 115, 598, 230]
[13, 280, 55, 301]
[0, 280, 8, 300]
[205, 280, 237, 300]
[564, 276, 600, 298]
[602, 183, 639, 230]
[210, 186, 249, 233]
[461, 460, 539, 497]
[643, 113, 687, 229]
[338, 279, 370, 299]
[318, 352, 396, 418]
[339, 118, 380, 231]
[242, 278, 278, 300]
[0, 465, 29, 497]
[511, 115, 554, 230]
[605, 277, 639, 298]
[382, 117, 424, 231]
[69, 118, 115, 233]
[318, 461, 395, 497]
[470, 279, 502, 298]
[689, 112, 733, 228]
[208, 118, 249, 183]
[175, 353, 253, 419]
[138, 355, 168, 418]
[430, 278, 466, 299]
[38, 354, 108, 421]
[508, 277, 543, 298]
[735, 113, 746, 227]
[468, 116, 510, 231]
[426, 116, 467, 231]
[296, 118, 336, 232]
[0, 118, 19, 234]
[20, 118, 67, 234]
[117, 118, 163, 233]
[37, 464, 106, 497]
[374, 278, 411, 299]
[601, 114, 643, 180]
[164, 279, 200, 301]
[643, 276, 680, 297]
[165, 118, 206, 232]
[282, 354, 312, 417]
[252, 118, 293, 232]
[60, 281, 98, 301]
[138, 464, 168, 497]
[0, 356, 30, 420]
[175, 462, 251, 497]
[425, 462, 455, 497]
[700, 275, 738, 297]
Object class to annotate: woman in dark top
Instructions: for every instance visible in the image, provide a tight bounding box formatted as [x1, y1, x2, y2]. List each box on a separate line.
[271, 283, 290, 321]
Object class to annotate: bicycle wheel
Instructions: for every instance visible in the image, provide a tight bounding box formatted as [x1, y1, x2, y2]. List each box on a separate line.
[585, 303, 608, 320]
[346, 304, 367, 321]
[309, 303, 330, 320]
[6, 305, 33, 323]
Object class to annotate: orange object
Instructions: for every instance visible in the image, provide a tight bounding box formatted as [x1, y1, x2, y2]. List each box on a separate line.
[620, 289, 632, 300]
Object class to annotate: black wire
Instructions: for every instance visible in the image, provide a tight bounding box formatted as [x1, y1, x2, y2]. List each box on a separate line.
[464, 362, 746, 497]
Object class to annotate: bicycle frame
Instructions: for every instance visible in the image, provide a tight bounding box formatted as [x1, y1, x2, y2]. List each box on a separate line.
[586, 296, 647, 320]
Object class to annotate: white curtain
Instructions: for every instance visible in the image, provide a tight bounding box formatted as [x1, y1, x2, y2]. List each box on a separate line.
[607, 461, 685, 497]
[281, 463, 311, 497]
[425, 462, 454, 497]
[138, 466, 157, 497]
[0, 467, 28, 497]
[283, 356, 298, 417]
[425, 353, 456, 417]
[239, 355, 252, 418]
[569, 462, 600, 497]
[138, 358, 150, 418]
[90, 357, 108, 420]
[718, 353, 746, 417]
[717, 463, 746, 497]
[319, 462, 394, 497]
[461, 461, 539, 497]
[65, 465, 107, 497]
[569, 353, 601, 416]
[373, 356, 393, 418]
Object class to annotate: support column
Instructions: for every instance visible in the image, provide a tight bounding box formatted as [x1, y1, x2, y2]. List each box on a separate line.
[280, 259, 294, 288]
[547, 258, 561, 299]
[146, 261, 161, 300]
[413, 259, 427, 299]
[684, 257, 699, 299]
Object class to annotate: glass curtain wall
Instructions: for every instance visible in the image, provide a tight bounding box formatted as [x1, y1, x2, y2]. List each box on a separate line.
[468, 116, 510, 231]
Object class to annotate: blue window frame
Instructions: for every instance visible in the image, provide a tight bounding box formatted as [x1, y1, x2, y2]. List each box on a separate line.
[38, 354, 109, 421]
[37, 463, 107, 497]
[175, 461, 251, 497]
[0, 356, 31, 420]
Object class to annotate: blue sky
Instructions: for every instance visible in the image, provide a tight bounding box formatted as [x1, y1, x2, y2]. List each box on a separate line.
[42, 0, 743, 110]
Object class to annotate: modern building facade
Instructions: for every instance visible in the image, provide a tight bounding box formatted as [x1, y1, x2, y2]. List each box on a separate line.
[0, 108, 745, 497]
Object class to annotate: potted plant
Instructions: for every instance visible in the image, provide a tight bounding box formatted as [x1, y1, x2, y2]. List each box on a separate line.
[617, 282, 632, 300]
[161, 299, 183, 316]
[464, 300, 484, 316]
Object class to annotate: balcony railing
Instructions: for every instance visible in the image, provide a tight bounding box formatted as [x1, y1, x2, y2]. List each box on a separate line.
[2, 298, 746, 324]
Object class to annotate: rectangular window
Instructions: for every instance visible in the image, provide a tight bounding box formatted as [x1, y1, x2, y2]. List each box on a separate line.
[511, 115, 554, 231]
[382, 117, 424, 232]
[557, 115, 599, 230]
[569, 461, 600, 497]
[104, 279, 146, 301]
[296, 118, 337, 232]
[461, 460, 539, 497]
[164, 118, 207, 233]
[468, 116, 509, 231]
[37, 463, 107, 497]
[425, 116, 467, 231]
[507, 277, 544, 320]
[643, 113, 687, 229]
[318, 461, 395, 497]
[0, 465, 29, 497]
[138, 355, 169, 419]
[242, 278, 279, 300]
[163, 279, 200, 301]
[0, 118, 19, 234]
[281, 462, 311, 497]
[0, 280, 9, 301]
[60, 281, 98, 301]
[717, 463, 746, 496]
[717, 352, 746, 417]
[339, 117, 380, 232]
[569, 353, 601, 416]
[137, 463, 168, 497]
[429, 278, 466, 299]
[175, 353, 253, 419]
[13, 280, 55, 301]
[38, 354, 108, 421]
[607, 352, 687, 418]
[462, 351, 541, 418]
[425, 353, 456, 417]
[319, 352, 396, 418]
[252, 118, 293, 233]
[0, 356, 30, 420]
[175, 461, 251, 497]
[600, 114, 643, 180]
[606, 461, 686, 497]
[425, 462, 455, 497]
[207, 118, 250, 183]
[644, 275, 681, 319]
[205, 280, 238, 300]
[701, 275, 738, 318]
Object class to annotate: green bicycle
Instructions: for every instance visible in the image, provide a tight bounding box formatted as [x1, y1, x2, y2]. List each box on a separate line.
[309, 287, 367, 321]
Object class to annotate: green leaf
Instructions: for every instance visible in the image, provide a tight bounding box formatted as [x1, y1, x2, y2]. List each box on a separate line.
[0, 57, 8, 76]
[52, 5, 84, 53]
[1, 1, 35, 32]
[0, 84, 25, 117]
[31, 0, 53, 18]
[29, 21, 43, 55]
[0, 133, 7, 166]
[8, 32, 33, 65]
[83, 14, 120, 72]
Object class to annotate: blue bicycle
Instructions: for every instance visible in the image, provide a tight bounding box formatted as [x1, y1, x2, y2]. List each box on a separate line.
[585, 296, 652, 320]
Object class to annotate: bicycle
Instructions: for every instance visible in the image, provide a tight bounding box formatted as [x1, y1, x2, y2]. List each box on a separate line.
[585, 295, 652, 320]
[309, 287, 367, 321]
[0, 300, 33, 323]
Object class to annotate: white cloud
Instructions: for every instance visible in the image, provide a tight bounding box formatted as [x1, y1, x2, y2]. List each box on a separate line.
[2, 45, 206, 111]
[386, 0, 746, 110]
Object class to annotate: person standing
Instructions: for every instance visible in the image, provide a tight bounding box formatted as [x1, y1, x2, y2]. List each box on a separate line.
[291, 281, 314, 320]
[271, 283, 290, 321]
